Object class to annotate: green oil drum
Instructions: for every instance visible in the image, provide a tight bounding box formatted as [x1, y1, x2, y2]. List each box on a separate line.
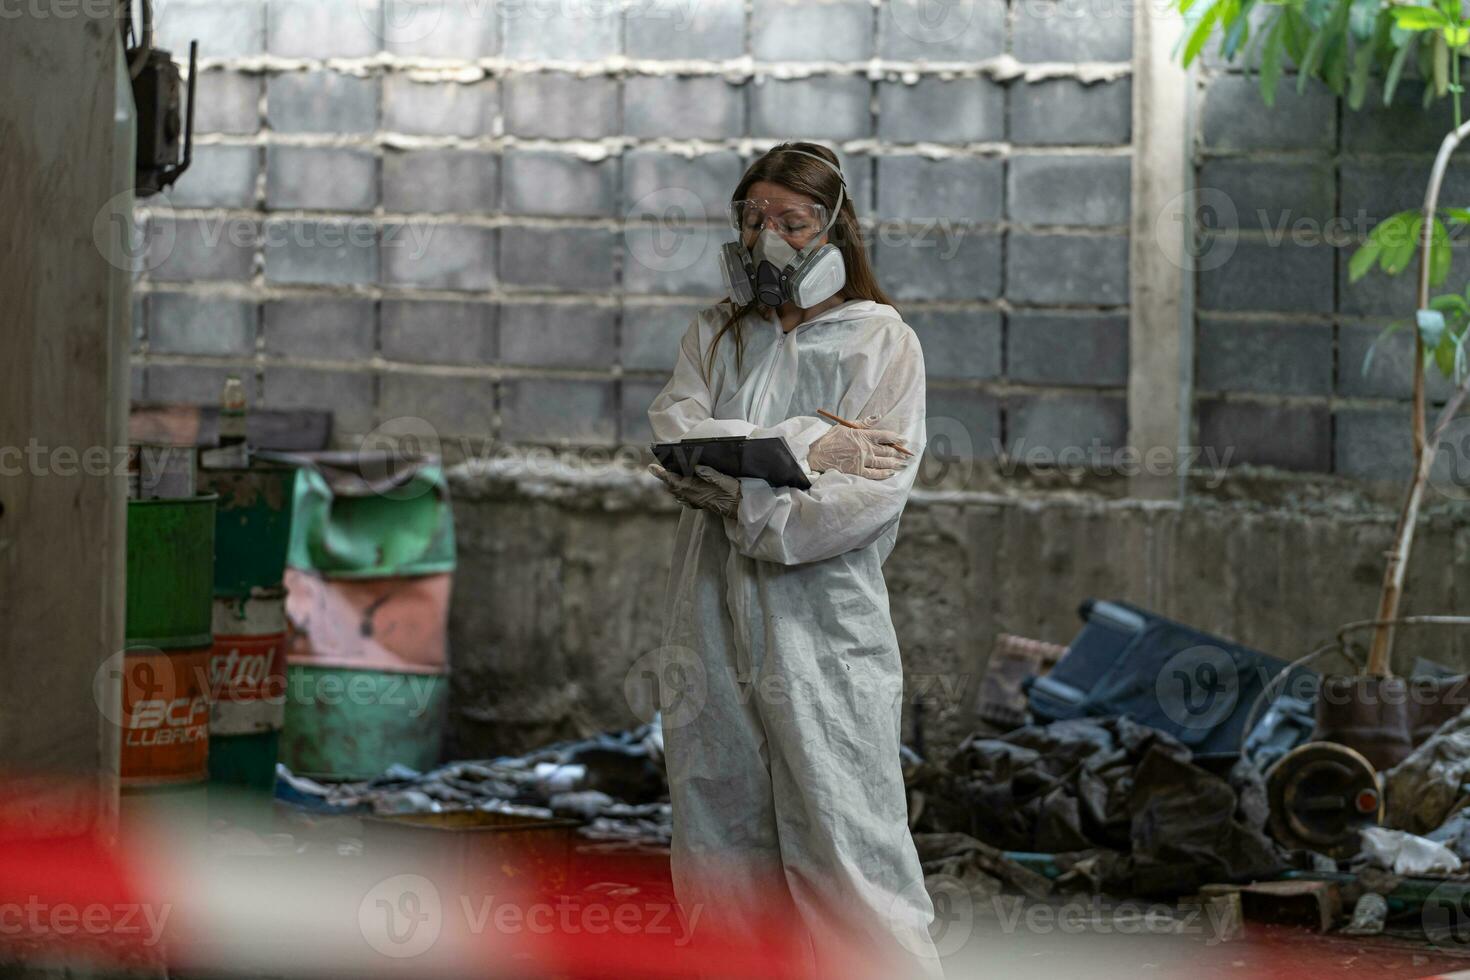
[199, 464, 297, 596]
[125, 494, 217, 650]
[281, 665, 448, 780]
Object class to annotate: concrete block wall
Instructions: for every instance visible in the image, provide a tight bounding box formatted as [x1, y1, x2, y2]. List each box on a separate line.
[133, 0, 1135, 460]
[1194, 48, 1470, 482]
[445, 463, 1470, 759]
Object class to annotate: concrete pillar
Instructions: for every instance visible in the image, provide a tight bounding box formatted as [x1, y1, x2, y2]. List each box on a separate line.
[1128, 0, 1196, 500]
[0, 12, 133, 837]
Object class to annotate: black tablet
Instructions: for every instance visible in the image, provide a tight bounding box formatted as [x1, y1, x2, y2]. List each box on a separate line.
[651, 436, 812, 490]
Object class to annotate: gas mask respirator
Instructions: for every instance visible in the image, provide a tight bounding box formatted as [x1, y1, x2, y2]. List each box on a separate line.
[717, 149, 847, 310]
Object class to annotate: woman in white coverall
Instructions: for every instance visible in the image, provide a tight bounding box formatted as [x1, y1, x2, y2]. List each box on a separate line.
[646, 142, 943, 979]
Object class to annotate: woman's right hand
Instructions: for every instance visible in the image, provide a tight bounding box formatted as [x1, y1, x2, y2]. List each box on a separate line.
[807, 417, 912, 480]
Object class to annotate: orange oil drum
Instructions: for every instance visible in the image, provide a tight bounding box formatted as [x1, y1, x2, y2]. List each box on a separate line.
[119, 645, 212, 787]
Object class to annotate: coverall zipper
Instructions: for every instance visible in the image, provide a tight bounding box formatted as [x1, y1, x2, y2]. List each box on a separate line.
[752, 330, 785, 424]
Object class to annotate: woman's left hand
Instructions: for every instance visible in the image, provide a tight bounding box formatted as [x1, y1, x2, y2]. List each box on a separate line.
[648, 464, 742, 518]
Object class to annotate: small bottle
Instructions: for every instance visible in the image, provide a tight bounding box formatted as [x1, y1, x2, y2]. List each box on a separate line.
[215, 374, 248, 466]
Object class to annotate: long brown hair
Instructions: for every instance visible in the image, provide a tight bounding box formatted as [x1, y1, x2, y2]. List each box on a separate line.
[703, 141, 897, 383]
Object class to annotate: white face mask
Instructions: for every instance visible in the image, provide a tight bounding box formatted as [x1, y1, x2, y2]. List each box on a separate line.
[716, 148, 851, 310]
[749, 227, 804, 309]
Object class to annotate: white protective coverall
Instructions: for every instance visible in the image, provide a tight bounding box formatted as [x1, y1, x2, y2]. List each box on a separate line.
[647, 298, 944, 979]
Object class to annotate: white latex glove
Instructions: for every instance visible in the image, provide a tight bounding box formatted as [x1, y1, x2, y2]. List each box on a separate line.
[807, 417, 912, 480]
[648, 463, 742, 518]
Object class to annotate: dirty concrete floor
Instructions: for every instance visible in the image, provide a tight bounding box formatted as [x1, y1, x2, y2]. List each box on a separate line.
[60, 803, 1470, 980]
[935, 919, 1470, 978]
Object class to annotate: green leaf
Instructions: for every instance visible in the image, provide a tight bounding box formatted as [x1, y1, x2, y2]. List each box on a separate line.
[1447, 207, 1470, 225]
[1362, 318, 1407, 377]
[1428, 292, 1469, 316]
[1283, 9, 1311, 62]
[1224, 0, 1256, 56]
[1391, 214, 1427, 274]
[1392, 6, 1449, 30]
[1372, 4, 1395, 55]
[1431, 217, 1454, 286]
[1422, 32, 1446, 97]
[1244, 9, 1278, 72]
[1435, 327, 1458, 376]
[1348, 37, 1376, 106]
[1261, 16, 1288, 104]
[1181, 0, 1226, 64]
[1371, 211, 1420, 276]
[1350, 237, 1383, 282]
[1446, 25, 1470, 47]
[1321, 0, 1356, 91]
[1297, 16, 1332, 89]
[1385, 37, 1415, 103]
[1324, 33, 1350, 90]
[1348, 0, 1378, 39]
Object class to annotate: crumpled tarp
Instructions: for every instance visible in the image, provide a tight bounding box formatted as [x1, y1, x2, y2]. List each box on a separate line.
[910, 717, 1286, 896]
[1383, 705, 1470, 836]
[1428, 806, 1470, 860]
[912, 832, 1055, 901]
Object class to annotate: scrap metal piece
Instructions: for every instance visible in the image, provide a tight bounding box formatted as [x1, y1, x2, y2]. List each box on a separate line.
[1266, 742, 1381, 859]
[1314, 676, 1415, 771]
[1202, 880, 1342, 932]
[1340, 892, 1388, 936]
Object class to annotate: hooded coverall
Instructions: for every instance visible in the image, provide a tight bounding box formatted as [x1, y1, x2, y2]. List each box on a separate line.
[647, 298, 943, 979]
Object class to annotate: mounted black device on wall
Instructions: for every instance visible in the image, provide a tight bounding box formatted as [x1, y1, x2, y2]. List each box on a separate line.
[120, 0, 197, 196]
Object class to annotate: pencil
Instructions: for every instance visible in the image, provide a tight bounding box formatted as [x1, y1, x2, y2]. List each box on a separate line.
[816, 408, 915, 457]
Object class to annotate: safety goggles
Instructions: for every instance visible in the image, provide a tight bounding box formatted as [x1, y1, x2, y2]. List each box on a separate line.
[726, 199, 831, 240]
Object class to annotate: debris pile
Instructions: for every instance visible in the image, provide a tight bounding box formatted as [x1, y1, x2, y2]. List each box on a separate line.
[277, 722, 672, 845]
[908, 716, 1285, 897]
[891, 598, 1470, 944]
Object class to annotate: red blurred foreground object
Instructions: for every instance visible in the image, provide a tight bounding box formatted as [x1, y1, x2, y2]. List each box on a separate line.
[0, 798, 164, 970]
[0, 781, 829, 979]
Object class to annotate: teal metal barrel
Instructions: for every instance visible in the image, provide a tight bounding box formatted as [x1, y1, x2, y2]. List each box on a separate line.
[279, 453, 455, 780]
[282, 665, 449, 780]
